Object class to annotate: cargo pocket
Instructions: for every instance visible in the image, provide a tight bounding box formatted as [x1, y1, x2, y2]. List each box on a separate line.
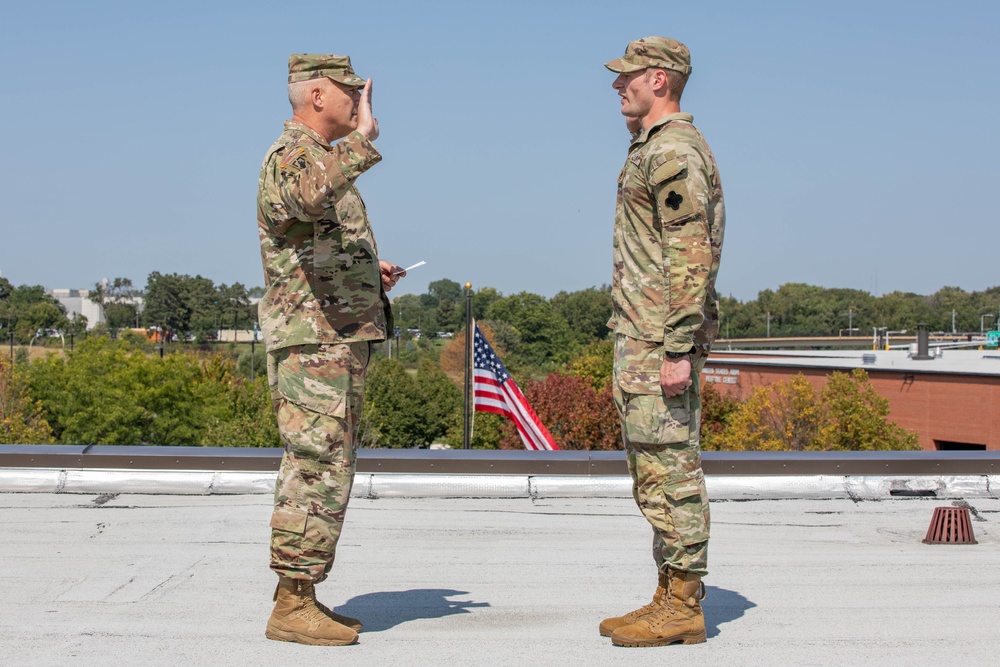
[270, 506, 308, 535]
[665, 474, 709, 546]
[615, 336, 691, 445]
[276, 353, 348, 419]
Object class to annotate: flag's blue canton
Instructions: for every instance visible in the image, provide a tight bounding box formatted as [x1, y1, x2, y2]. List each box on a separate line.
[474, 328, 510, 382]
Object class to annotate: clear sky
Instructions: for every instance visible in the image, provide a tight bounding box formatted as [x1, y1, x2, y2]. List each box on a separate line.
[1, 0, 997, 302]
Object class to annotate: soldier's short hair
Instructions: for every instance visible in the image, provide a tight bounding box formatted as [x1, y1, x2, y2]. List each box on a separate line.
[288, 78, 331, 110]
[646, 68, 688, 102]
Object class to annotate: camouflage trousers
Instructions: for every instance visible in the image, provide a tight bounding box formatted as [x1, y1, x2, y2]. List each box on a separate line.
[612, 334, 710, 576]
[266, 342, 371, 582]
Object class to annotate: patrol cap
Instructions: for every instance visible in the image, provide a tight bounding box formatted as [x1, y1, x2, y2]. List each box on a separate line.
[287, 53, 365, 88]
[604, 37, 692, 76]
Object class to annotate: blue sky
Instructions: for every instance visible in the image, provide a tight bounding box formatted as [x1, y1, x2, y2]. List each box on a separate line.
[1, 0, 997, 302]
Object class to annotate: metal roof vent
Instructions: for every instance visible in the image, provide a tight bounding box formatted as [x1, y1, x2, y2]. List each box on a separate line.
[923, 507, 977, 545]
[862, 353, 876, 365]
[911, 323, 933, 360]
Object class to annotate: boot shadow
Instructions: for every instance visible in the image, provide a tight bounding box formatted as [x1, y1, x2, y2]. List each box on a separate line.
[334, 589, 490, 632]
[704, 586, 755, 638]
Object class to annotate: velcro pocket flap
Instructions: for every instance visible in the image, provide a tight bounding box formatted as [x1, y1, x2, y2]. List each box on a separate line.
[666, 475, 703, 501]
[276, 363, 348, 418]
[650, 155, 686, 186]
[269, 506, 307, 534]
[617, 368, 661, 395]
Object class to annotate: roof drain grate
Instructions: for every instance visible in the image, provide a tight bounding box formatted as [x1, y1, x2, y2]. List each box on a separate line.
[922, 506, 978, 545]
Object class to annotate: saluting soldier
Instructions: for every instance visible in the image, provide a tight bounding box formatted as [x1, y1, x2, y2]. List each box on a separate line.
[257, 53, 404, 646]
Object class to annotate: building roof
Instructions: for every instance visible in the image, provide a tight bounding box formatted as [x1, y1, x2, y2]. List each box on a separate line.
[710, 348, 1000, 377]
[1, 491, 996, 664]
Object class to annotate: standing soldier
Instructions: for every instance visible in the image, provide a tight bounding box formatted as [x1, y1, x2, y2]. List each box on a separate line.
[257, 53, 404, 646]
[601, 37, 726, 647]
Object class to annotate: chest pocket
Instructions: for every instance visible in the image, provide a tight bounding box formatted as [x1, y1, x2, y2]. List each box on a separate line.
[651, 156, 696, 224]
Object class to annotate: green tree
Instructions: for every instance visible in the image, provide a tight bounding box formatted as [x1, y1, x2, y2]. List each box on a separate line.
[712, 374, 825, 451]
[566, 339, 613, 392]
[485, 292, 574, 368]
[3, 285, 69, 343]
[142, 272, 224, 341]
[819, 369, 919, 450]
[472, 286, 502, 321]
[89, 277, 140, 334]
[710, 371, 918, 451]
[550, 286, 612, 345]
[143, 272, 192, 335]
[219, 282, 254, 331]
[359, 358, 431, 447]
[28, 337, 225, 446]
[427, 279, 463, 305]
[0, 355, 54, 444]
[199, 356, 279, 448]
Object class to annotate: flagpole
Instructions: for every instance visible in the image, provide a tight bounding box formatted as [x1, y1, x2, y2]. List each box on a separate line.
[463, 282, 473, 450]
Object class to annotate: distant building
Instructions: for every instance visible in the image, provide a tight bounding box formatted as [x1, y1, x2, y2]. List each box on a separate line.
[706, 348, 1000, 451]
[50, 289, 104, 329]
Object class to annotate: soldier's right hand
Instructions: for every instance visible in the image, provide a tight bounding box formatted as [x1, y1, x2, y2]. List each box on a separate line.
[357, 78, 379, 142]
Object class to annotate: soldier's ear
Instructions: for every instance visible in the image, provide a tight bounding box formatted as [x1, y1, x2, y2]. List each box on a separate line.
[310, 84, 325, 110]
[649, 69, 669, 92]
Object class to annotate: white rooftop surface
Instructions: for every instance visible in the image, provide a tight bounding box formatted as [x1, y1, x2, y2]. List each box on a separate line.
[712, 347, 1000, 376]
[1, 492, 997, 665]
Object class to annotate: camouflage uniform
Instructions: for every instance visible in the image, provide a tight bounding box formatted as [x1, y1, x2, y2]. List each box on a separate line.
[607, 41, 726, 577]
[258, 54, 390, 582]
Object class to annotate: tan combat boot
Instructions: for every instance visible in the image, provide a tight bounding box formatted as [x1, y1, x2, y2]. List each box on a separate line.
[305, 580, 363, 632]
[599, 570, 668, 637]
[265, 577, 359, 646]
[611, 569, 706, 647]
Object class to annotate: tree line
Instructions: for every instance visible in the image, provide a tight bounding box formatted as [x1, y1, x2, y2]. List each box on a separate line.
[4, 275, 999, 351]
[0, 274, 259, 344]
[0, 331, 916, 452]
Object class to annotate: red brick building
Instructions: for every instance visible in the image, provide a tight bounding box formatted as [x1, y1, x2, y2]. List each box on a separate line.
[704, 349, 1000, 451]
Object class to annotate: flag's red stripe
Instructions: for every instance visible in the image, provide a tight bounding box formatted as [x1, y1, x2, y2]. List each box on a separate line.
[471, 331, 558, 451]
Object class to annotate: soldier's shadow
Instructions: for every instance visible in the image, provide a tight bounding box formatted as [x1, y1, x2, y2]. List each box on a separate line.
[704, 586, 755, 638]
[335, 589, 489, 632]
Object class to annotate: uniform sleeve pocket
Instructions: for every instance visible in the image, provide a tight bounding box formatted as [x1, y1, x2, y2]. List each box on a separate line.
[650, 156, 686, 186]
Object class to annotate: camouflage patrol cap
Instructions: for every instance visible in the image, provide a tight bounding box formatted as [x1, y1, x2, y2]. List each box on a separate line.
[604, 37, 692, 75]
[288, 53, 365, 87]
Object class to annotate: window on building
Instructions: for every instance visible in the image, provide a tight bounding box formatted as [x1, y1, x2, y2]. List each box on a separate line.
[933, 440, 986, 451]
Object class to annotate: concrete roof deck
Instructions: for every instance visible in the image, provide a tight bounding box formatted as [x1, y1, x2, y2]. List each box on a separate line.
[1, 491, 997, 665]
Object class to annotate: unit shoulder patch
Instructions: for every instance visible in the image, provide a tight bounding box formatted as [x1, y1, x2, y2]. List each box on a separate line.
[279, 147, 309, 173]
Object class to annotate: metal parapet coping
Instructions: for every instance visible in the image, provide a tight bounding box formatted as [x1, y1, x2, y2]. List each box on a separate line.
[1, 445, 998, 475]
[0, 468, 997, 500]
[0, 445, 998, 499]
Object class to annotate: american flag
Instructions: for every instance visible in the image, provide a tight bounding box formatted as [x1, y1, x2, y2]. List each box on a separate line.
[473, 324, 559, 451]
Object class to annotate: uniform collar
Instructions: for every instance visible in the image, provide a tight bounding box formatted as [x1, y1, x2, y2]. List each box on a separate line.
[284, 119, 330, 148]
[630, 112, 694, 147]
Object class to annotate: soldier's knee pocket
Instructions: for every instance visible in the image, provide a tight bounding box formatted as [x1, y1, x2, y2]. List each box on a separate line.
[270, 506, 336, 553]
[665, 474, 710, 546]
